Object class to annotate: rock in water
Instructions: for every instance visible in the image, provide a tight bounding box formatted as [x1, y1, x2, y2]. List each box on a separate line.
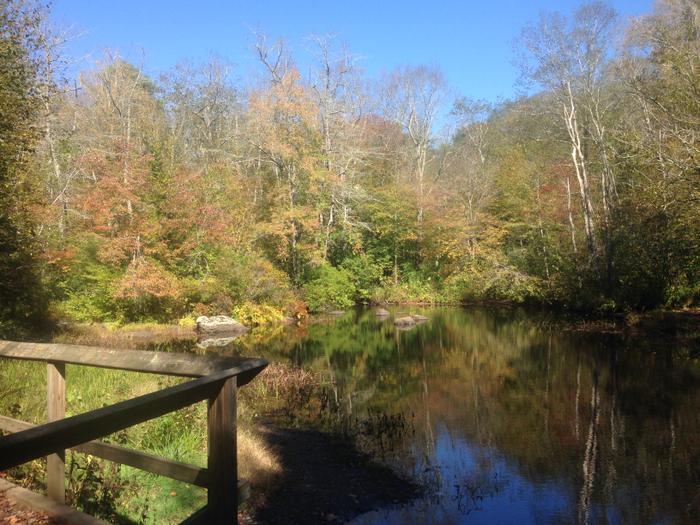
[196, 315, 249, 334]
[411, 314, 429, 322]
[375, 308, 390, 317]
[197, 336, 240, 349]
[328, 310, 346, 316]
[394, 316, 416, 328]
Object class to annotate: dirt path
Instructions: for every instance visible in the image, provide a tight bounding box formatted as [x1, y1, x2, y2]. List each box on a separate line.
[0, 491, 63, 525]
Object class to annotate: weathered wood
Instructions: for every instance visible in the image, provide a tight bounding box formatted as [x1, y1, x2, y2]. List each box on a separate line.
[77, 440, 210, 487]
[0, 362, 265, 470]
[208, 376, 238, 524]
[0, 415, 32, 433]
[0, 341, 264, 384]
[0, 415, 209, 487]
[47, 362, 66, 504]
[0, 478, 111, 525]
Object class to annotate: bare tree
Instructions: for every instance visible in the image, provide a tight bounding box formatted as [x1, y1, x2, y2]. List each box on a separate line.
[448, 98, 494, 235]
[308, 34, 368, 258]
[382, 65, 447, 224]
[163, 58, 242, 167]
[518, 2, 618, 261]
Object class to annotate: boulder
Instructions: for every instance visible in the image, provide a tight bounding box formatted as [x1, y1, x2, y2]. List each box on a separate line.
[394, 316, 416, 328]
[375, 308, 391, 317]
[196, 315, 249, 334]
[411, 314, 429, 322]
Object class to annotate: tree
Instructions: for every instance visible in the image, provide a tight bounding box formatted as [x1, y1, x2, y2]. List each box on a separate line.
[381, 65, 447, 226]
[0, 0, 46, 334]
[518, 2, 618, 264]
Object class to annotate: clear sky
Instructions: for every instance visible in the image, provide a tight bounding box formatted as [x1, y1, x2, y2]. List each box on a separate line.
[51, 0, 654, 102]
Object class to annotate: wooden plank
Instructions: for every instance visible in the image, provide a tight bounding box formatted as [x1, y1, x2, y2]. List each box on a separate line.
[0, 415, 32, 433]
[0, 478, 110, 525]
[46, 362, 66, 504]
[0, 362, 265, 470]
[77, 440, 210, 487]
[0, 415, 209, 487]
[0, 341, 266, 383]
[207, 376, 238, 524]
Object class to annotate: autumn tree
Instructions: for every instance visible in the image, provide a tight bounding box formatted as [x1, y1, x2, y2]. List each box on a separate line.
[518, 2, 618, 265]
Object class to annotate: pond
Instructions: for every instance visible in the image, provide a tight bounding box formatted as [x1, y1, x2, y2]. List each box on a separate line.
[241, 306, 700, 525]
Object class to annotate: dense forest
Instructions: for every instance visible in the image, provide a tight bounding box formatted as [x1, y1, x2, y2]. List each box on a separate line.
[1, 0, 698, 335]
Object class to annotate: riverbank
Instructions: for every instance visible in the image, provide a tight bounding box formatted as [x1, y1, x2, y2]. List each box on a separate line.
[0, 324, 420, 524]
[45, 304, 700, 342]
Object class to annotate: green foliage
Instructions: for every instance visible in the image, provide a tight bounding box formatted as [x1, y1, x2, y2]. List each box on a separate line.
[303, 265, 356, 312]
[665, 276, 700, 309]
[373, 275, 438, 304]
[340, 253, 385, 302]
[0, 1, 47, 337]
[58, 238, 122, 322]
[443, 252, 544, 304]
[208, 250, 295, 308]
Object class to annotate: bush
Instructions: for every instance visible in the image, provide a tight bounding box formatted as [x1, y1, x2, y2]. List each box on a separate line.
[303, 265, 356, 312]
[340, 254, 385, 302]
[209, 250, 295, 307]
[443, 254, 544, 304]
[233, 302, 284, 326]
[59, 240, 122, 322]
[373, 277, 438, 304]
[665, 275, 700, 309]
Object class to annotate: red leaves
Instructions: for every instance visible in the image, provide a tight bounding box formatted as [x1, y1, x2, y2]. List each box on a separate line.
[114, 257, 179, 301]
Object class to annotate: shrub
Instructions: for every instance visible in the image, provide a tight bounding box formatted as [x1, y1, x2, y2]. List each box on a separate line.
[302, 265, 356, 312]
[373, 277, 438, 304]
[59, 240, 122, 322]
[340, 254, 385, 302]
[233, 302, 284, 326]
[665, 275, 700, 309]
[443, 254, 544, 304]
[210, 250, 295, 307]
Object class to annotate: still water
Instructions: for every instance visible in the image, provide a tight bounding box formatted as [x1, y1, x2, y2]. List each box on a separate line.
[242, 307, 700, 525]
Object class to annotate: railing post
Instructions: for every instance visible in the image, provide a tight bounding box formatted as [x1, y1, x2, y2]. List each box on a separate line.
[207, 376, 238, 524]
[47, 361, 66, 504]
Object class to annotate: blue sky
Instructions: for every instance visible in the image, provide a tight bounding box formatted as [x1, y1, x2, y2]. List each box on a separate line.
[51, 0, 653, 102]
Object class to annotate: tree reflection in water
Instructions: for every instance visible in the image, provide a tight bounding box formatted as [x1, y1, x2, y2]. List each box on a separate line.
[246, 307, 700, 525]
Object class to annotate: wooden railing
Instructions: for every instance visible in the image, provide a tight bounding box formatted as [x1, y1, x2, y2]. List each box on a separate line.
[0, 340, 268, 524]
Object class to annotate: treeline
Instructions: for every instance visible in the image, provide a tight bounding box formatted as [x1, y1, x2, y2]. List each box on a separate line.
[0, 0, 698, 332]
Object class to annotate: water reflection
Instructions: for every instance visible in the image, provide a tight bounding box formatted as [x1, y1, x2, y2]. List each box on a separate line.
[253, 307, 700, 525]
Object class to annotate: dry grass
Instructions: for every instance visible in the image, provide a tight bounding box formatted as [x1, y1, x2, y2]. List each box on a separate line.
[51, 323, 196, 348]
[239, 363, 325, 423]
[238, 427, 282, 489]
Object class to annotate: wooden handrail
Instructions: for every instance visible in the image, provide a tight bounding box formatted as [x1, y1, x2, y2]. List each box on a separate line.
[0, 341, 260, 380]
[0, 341, 268, 524]
[0, 362, 265, 470]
